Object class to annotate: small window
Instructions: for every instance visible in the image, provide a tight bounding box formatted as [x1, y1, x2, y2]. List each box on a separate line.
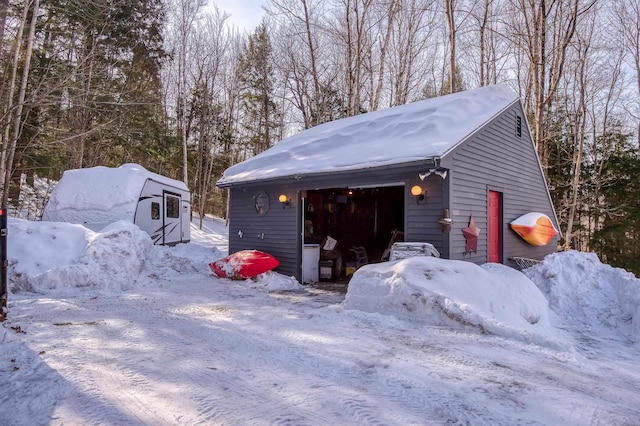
[151, 202, 160, 220]
[516, 115, 522, 138]
[166, 195, 180, 218]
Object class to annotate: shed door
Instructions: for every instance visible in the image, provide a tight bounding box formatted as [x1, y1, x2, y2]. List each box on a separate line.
[488, 191, 502, 263]
[163, 191, 182, 244]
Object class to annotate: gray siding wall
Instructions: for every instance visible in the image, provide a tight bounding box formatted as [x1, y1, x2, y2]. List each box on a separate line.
[227, 163, 448, 280]
[442, 102, 559, 266]
[228, 183, 300, 277]
[404, 174, 447, 257]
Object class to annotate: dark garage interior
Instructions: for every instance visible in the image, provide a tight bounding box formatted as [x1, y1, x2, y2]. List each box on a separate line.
[302, 186, 405, 282]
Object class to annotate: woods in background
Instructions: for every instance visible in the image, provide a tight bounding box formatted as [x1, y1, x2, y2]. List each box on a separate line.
[0, 0, 638, 274]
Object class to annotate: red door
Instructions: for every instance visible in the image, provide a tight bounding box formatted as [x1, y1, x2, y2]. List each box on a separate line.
[488, 191, 502, 263]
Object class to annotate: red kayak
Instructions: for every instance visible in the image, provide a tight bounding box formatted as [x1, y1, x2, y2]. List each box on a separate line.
[209, 250, 280, 280]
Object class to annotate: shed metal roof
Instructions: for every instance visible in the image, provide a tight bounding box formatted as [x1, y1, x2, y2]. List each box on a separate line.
[218, 84, 518, 187]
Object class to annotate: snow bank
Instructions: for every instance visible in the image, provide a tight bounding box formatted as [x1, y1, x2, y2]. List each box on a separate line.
[8, 219, 152, 294]
[246, 271, 303, 292]
[8, 218, 89, 278]
[344, 256, 568, 349]
[525, 250, 640, 341]
[7, 217, 297, 296]
[145, 239, 223, 279]
[146, 242, 300, 291]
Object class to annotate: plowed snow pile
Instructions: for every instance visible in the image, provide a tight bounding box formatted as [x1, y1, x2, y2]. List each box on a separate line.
[524, 250, 640, 341]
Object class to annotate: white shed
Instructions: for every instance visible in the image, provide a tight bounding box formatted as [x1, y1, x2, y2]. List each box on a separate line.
[42, 164, 191, 245]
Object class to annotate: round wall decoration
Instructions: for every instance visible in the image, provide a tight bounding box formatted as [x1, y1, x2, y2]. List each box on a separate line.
[254, 191, 270, 216]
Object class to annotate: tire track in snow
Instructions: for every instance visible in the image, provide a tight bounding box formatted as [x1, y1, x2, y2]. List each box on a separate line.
[141, 289, 336, 424]
[10, 275, 640, 425]
[260, 293, 495, 424]
[326, 321, 544, 425]
[36, 292, 237, 424]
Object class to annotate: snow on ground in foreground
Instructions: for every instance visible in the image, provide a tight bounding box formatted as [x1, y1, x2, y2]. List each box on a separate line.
[2, 218, 640, 425]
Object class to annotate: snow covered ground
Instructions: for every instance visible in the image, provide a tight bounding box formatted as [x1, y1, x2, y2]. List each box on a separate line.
[1, 216, 640, 425]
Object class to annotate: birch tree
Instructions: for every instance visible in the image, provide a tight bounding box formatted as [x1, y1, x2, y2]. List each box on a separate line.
[445, 0, 457, 94]
[189, 8, 235, 227]
[340, 0, 373, 115]
[562, 11, 595, 250]
[613, 0, 640, 145]
[0, 0, 39, 206]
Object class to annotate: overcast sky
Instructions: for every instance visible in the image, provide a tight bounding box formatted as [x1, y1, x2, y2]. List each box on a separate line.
[211, 0, 267, 32]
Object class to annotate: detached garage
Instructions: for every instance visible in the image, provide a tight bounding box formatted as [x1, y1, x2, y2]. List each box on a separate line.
[42, 164, 191, 245]
[216, 85, 559, 283]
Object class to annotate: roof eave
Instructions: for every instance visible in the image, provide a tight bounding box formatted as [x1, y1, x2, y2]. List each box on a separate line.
[216, 157, 441, 189]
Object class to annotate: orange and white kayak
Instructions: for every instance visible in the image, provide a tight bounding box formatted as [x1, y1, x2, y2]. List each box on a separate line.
[510, 212, 558, 246]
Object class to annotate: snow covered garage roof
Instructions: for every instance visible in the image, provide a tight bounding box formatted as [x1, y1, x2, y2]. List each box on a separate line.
[217, 84, 519, 187]
[42, 163, 188, 227]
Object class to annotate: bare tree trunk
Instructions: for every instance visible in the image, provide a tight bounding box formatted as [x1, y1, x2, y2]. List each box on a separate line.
[512, 0, 591, 173]
[1, 0, 39, 206]
[445, 0, 456, 94]
[345, 0, 358, 115]
[564, 32, 591, 250]
[613, 0, 640, 143]
[1, 0, 31, 200]
[301, 0, 323, 125]
[174, 0, 203, 186]
[389, 0, 435, 105]
[73, 32, 97, 169]
[344, 0, 372, 116]
[0, 0, 8, 58]
[370, 0, 399, 111]
[476, 0, 495, 86]
[532, 0, 547, 166]
[0, 3, 29, 190]
[589, 47, 625, 246]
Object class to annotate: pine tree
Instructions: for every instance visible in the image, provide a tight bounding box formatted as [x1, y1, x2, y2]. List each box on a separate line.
[590, 141, 640, 276]
[7, 0, 169, 181]
[237, 23, 281, 157]
[308, 83, 347, 127]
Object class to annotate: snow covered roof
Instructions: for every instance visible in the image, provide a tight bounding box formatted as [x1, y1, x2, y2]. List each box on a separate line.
[218, 84, 519, 186]
[42, 163, 188, 227]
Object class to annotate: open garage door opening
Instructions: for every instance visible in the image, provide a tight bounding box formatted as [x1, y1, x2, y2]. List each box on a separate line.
[302, 185, 405, 283]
